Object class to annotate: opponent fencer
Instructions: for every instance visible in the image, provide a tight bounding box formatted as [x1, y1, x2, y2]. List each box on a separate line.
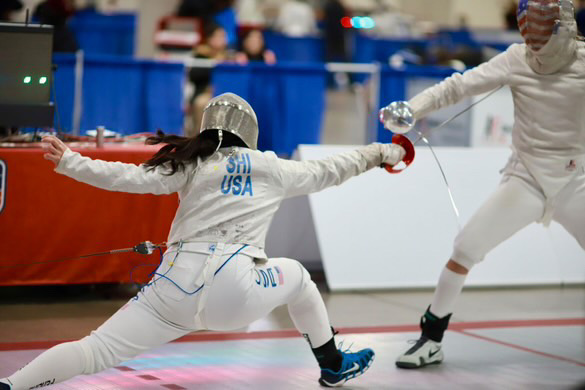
[393, 0, 585, 368]
[0, 93, 406, 389]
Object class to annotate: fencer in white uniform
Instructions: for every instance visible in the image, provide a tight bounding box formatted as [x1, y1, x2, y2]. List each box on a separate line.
[395, 0, 585, 368]
[0, 93, 406, 389]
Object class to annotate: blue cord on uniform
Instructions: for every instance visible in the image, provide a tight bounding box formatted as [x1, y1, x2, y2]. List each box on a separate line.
[214, 244, 248, 275]
[132, 244, 249, 296]
[129, 247, 164, 287]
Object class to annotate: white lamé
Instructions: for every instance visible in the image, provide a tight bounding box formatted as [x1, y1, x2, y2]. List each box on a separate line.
[56, 143, 394, 258]
[409, 42, 585, 199]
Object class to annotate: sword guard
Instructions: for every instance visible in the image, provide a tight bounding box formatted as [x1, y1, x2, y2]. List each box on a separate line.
[134, 241, 157, 255]
[382, 134, 415, 174]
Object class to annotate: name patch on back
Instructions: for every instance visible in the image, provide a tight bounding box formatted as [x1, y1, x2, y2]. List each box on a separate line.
[221, 153, 253, 196]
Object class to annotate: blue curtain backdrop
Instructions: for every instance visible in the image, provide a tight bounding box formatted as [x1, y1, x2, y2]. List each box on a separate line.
[352, 33, 429, 64]
[52, 54, 463, 147]
[212, 63, 327, 156]
[69, 11, 136, 56]
[52, 54, 184, 135]
[263, 31, 324, 63]
[52, 54, 76, 132]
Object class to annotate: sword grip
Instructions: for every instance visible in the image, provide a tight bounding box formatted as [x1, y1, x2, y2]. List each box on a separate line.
[382, 134, 416, 174]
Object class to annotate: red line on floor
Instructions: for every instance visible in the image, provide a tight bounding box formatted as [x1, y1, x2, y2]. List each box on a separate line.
[0, 340, 75, 351]
[0, 318, 583, 351]
[455, 329, 585, 367]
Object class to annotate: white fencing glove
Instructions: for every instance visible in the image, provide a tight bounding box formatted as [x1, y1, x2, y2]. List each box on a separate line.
[358, 143, 407, 170]
[381, 143, 407, 167]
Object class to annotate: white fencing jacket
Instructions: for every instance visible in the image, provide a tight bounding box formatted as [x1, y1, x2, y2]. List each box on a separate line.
[409, 42, 585, 200]
[56, 146, 381, 259]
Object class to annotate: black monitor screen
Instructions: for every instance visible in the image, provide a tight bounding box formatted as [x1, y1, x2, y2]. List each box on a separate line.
[0, 24, 53, 105]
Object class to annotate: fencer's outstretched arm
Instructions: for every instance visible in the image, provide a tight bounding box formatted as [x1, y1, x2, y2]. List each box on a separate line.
[409, 47, 512, 119]
[55, 148, 189, 195]
[276, 143, 403, 198]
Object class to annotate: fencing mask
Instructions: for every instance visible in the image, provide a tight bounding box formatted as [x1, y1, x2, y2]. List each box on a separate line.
[517, 0, 578, 74]
[200, 93, 259, 150]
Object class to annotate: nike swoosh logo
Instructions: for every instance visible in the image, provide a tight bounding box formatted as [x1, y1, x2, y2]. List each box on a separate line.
[341, 362, 360, 375]
[429, 348, 441, 358]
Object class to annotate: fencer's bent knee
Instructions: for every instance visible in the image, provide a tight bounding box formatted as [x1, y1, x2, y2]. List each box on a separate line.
[451, 233, 484, 270]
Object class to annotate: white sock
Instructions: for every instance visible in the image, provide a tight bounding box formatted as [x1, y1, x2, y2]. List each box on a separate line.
[4, 341, 86, 390]
[430, 267, 468, 318]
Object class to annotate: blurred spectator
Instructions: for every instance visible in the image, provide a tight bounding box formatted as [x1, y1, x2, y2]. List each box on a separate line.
[188, 22, 231, 136]
[369, 0, 413, 38]
[236, 0, 265, 25]
[235, 29, 277, 64]
[33, 0, 78, 52]
[177, 0, 237, 47]
[274, 0, 317, 37]
[323, 0, 348, 62]
[321, 0, 350, 88]
[0, 0, 23, 21]
[577, 0, 585, 36]
[213, 2, 238, 48]
[177, 0, 214, 18]
[504, 1, 519, 31]
[261, 0, 283, 26]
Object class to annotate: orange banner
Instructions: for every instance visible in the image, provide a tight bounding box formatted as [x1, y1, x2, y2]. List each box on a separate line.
[0, 145, 178, 285]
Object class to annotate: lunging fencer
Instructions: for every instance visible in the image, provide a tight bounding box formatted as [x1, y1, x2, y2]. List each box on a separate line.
[391, 0, 585, 369]
[0, 93, 407, 389]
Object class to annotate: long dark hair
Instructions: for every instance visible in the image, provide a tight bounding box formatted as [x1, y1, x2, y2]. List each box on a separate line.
[144, 129, 245, 175]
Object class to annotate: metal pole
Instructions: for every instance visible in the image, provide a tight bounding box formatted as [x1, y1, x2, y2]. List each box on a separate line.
[72, 50, 84, 136]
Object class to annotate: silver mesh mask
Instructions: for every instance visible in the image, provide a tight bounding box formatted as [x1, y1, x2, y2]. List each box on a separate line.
[200, 93, 259, 150]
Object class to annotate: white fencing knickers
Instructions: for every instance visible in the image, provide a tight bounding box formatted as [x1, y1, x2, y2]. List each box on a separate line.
[2, 242, 333, 390]
[451, 155, 585, 270]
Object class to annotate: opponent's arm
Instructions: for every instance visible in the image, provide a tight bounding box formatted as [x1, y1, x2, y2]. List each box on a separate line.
[409, 47, 512, 119]
[276, 143, 405, 198]
[43, 136, 188, 195]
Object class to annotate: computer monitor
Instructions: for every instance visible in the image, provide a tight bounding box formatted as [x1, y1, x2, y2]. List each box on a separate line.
[0, 23, 55, 128]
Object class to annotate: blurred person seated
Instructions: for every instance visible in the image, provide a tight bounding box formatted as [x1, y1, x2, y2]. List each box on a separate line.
[188, 22, 232, 136]
[0, 0, 22, 21]
[274, 0, 317, 37]
[235, 29, 276, 64]
[33, 0, 78, 52]
[577, 0, 585, 36]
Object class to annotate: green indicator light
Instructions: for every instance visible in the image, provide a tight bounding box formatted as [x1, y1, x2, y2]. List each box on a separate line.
[23, 76, 31, 84]
[39, 77, 47, 84]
